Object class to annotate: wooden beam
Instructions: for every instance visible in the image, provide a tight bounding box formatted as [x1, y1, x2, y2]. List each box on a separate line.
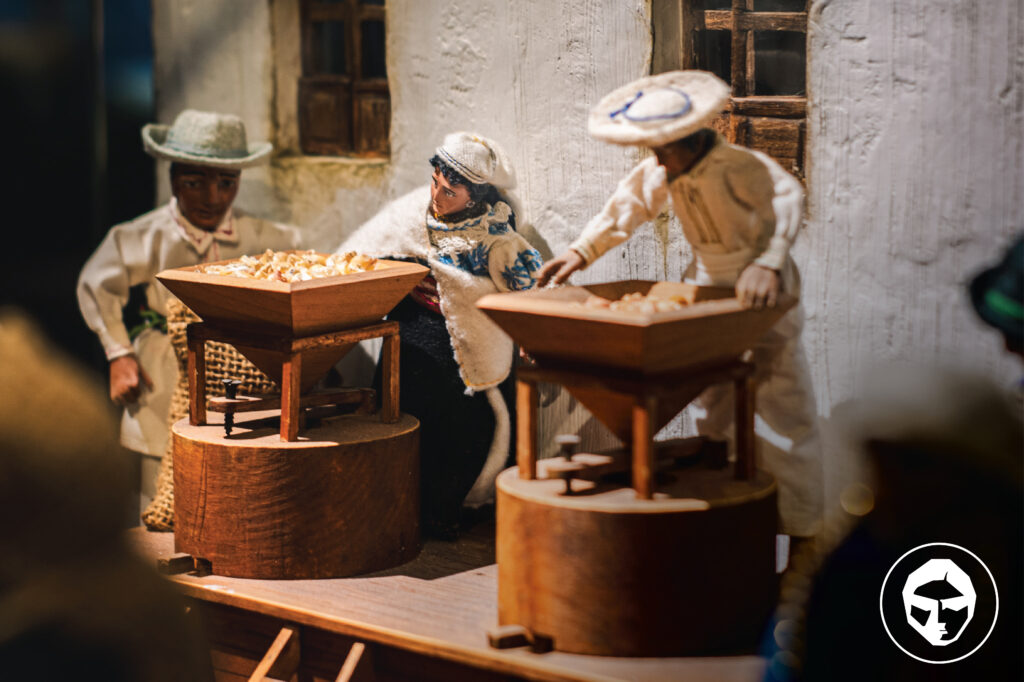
[516, 379, 538, 480]
[380, 331, 400, 423]
[187, 326, 206, 426]
[281, 351, 303, 441]
[731, 95, 806, 117]
[336, 641, 374, 682]
[248, 626, 300, 682]
[706, 10, 808, 32]
[631, 395, 657, 499]
[730, 1, 750, 97]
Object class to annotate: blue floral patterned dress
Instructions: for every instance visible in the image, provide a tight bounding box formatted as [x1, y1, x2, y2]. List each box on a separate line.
[425, 200, 542, 292]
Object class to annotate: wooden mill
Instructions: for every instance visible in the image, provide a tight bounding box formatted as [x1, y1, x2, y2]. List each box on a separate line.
[157, 255, 428, 579]
[478, 281, 794, 656]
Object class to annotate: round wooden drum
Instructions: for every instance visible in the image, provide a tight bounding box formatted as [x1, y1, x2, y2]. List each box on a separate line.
[497, 458, 778, 656]
[173, 411, 420, 579]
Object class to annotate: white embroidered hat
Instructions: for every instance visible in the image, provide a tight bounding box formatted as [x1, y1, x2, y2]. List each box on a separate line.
[141, 109, 273, 169]
[435, 132, 516, 190]
[589, 70, 731, 147]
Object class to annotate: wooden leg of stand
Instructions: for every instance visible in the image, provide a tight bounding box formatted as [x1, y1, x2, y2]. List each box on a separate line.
[281, 352, 302, 442]
[516, 379, 537, 480]
[248, 626, 300, 682]
[187, 330, 206, 425]
[632, 395, 657, 499]
[735, 374, 756, 480]
[381, 332, 399, 423]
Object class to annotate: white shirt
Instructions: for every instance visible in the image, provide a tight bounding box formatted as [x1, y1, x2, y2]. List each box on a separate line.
[570, 135, 804, 286]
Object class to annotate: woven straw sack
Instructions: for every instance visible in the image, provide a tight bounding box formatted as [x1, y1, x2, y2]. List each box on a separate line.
[141, 299, 276, 531]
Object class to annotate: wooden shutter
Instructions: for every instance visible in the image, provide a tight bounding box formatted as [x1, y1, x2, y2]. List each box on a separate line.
[298, 0, 389, 157]
[682, 0, 808, 179]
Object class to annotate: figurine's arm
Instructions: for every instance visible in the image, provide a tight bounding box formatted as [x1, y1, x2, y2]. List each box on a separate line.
[728, 152, 804, 308]
[488, 233, 544, 292]
[539, 158, 668, 287]
[77, 222, 158, 403]
[569, 156, 670, 265]
[746, 154, 805, 273]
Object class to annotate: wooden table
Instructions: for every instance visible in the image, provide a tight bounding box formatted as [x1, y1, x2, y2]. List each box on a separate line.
[130, 527, 767, 682]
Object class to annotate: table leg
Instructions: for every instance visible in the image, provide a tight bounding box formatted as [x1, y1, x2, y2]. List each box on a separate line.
[632, 395, 657, 499]
[516, 379, 537, 480]
[187, 327, 206, 426]
[281, 352, 302, 441]
[734, 373, 756, 480]
[381, 331, 400, 423]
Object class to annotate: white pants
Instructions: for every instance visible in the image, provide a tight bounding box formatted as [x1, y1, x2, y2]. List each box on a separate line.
[690, 306, 824, 536]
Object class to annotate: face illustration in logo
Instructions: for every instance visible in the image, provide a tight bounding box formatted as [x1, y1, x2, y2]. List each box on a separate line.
[901, 558, 975, 646]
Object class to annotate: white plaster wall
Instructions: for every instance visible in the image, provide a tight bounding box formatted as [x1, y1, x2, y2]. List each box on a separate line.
[803, 0, 1024, 495]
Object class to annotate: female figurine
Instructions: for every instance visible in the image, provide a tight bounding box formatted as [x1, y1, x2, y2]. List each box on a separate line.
[340, 132, 542, 538]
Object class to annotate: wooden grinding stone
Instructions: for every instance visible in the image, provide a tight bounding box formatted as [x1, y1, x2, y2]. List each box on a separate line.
[172, 411, 420, 579]
[496, 456, 779, 656]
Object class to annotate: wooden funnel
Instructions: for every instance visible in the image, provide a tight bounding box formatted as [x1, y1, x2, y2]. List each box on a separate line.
[478, 281, 795, 441]
[158, 256, 428, 390]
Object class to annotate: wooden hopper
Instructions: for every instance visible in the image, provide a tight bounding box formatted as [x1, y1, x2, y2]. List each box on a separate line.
[477, 281, 795, 442]
[157, 256, 428, 391]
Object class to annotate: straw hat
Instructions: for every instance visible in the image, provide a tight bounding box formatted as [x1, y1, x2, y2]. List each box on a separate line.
[588, 70, 731, 147]
[435, 132, 516, 189]
[141, 109, 272, 169]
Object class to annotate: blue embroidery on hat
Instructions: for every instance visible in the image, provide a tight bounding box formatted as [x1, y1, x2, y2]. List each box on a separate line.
[609, 87, 693, 122]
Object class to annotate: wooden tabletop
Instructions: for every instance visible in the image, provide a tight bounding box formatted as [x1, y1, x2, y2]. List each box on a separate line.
[129, 526, 766, 682]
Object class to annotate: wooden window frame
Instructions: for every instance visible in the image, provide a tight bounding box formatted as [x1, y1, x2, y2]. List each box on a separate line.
[298, 0, 390, 158]
[679, 1, 808, 179]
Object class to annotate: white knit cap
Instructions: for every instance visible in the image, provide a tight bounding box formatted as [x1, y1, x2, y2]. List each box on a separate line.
[435, 132, 516, 189]
[588, 70, 731, 147]
[142, 109, 272, 169]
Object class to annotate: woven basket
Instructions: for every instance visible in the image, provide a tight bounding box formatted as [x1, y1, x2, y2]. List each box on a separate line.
[141, 299, 276, 531]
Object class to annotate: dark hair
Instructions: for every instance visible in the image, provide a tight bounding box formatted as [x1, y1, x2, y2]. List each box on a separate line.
[429, 154, 502, 207]
[169, 162, 240, 180]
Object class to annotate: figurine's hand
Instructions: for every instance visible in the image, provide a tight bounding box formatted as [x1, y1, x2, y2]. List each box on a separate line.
[109, 355, 154, 406]
[735, 264, 781, 310]
[536, 250, 586, 288]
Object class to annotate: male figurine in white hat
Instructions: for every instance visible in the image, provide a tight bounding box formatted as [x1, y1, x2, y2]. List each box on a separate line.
[538, 71, 822, 539]
[77, 110, 300, 477]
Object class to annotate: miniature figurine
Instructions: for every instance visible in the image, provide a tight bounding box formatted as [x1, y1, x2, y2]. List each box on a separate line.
[538, 71, 822, 538]
[77, 110, 300, 470]
[339, 132, 543, 538]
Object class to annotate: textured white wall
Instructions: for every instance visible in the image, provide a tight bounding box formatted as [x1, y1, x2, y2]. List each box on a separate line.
[803, 0, 1023, 493]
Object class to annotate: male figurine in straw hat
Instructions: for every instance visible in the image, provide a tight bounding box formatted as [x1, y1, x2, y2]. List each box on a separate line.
[78, 110, 300, 472]
[538, 71, 823, 539]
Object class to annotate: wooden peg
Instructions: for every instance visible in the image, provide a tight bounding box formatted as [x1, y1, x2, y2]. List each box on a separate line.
[248, 626, 300, 682]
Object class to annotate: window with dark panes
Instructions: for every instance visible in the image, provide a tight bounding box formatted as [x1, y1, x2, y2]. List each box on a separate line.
[299, 0, 390, 157]
[678, 0, 808, 179]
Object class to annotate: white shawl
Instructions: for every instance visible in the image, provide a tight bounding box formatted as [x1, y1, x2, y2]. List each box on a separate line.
[339, 186, 514, 505]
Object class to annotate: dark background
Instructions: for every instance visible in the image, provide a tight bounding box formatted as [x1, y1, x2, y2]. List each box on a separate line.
[1, 0, 154, 376]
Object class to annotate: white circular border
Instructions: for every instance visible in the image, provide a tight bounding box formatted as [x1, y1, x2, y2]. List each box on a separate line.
[879, 542, 999, 664]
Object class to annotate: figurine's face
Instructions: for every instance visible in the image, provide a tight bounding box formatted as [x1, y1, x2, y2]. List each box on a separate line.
[652, 139, 696, 179]
[171, 164, 241, 230]
[430, 170, 472, 218]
